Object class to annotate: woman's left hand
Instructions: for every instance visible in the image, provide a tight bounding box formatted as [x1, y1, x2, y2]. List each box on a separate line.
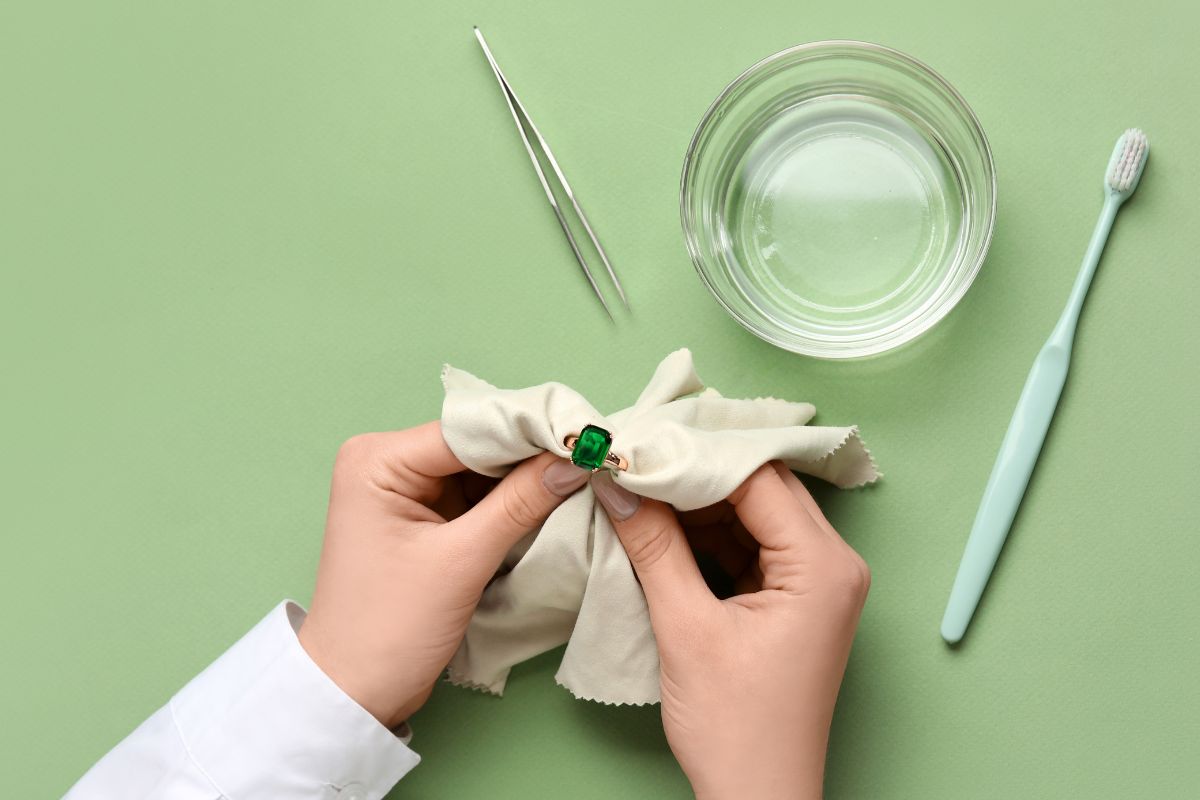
[298, 421, 589, 728]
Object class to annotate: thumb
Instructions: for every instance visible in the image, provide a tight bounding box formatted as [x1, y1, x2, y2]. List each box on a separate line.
[449, 453, 589, 562]
[592, 472, 714, 620]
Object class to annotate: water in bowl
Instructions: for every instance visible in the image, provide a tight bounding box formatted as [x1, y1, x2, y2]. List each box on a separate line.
[722, 96, 965, 338]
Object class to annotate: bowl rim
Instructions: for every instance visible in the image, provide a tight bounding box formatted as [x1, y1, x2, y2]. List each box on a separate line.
[679, 39, 998, 359]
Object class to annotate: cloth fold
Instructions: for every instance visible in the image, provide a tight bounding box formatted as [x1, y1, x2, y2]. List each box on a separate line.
[441, 348, 878, 705]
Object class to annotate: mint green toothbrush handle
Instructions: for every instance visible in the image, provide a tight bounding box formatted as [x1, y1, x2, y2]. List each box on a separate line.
[941, 198, 1119, 644]
[940, 343, 1070, 642]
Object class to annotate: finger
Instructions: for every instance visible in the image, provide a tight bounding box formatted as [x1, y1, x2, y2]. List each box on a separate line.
[336, 421, 468, 504]
[727, 463, 826, 551]
[769, 465, 867, 591]
[375, 421, 467, 477]
[447, 453, 589, 560]
[592, 472, 715, 619]
[769, 462, 841, 541]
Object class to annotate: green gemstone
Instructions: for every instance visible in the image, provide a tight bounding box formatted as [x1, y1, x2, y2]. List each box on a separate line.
[571, 424, 612, 471]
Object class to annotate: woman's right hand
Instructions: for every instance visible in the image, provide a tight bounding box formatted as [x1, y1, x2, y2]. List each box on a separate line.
[591, 462, 870, 800]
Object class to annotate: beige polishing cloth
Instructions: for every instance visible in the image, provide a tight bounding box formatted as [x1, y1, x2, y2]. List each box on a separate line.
[441, 348, 879, 705]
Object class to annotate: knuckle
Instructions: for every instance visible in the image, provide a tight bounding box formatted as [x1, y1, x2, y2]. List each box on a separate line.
[621, 523, 673, 569]
[498, 483, 546, 531]
[824, 549, 871, 600]
[333, 433, 397, 493]
[851, 551, 872, 593]
[335, 433, 381, 469]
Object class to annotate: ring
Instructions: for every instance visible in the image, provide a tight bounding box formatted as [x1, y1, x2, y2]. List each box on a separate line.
[564, 424, 628, 472]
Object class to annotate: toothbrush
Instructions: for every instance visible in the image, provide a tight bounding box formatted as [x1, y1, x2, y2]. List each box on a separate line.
[941, 129, 1150, 644]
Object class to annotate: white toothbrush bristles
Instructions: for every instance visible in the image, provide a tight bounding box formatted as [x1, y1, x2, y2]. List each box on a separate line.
[1108, 128, 1149, 193]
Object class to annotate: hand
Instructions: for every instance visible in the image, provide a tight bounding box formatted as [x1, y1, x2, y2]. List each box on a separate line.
[592, 462, 870, 800]
[298, 421, 589, 728]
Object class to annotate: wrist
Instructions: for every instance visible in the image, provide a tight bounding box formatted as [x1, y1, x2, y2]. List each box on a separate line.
[679, 727, 827, 800]
[297, 619, 425, 729]
[691, 770, 823, 800]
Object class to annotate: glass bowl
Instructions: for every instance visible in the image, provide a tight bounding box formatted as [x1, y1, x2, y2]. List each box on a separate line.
[680, 41, 996, 358]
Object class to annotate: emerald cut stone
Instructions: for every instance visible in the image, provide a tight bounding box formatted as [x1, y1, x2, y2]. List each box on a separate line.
[571, 424, 612, 471]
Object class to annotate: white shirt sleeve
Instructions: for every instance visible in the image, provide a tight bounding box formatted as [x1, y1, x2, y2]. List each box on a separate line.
[64, 601, 420, 800]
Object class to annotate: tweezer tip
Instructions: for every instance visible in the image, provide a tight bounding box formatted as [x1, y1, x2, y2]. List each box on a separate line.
[589, 289, 613, 321]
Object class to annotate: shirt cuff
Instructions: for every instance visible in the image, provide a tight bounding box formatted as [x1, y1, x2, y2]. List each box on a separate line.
[169, 601, 419, 799]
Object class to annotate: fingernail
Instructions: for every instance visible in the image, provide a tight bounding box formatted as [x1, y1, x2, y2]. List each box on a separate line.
[592, 471, 641, 521]
[542, 459, 590, 496]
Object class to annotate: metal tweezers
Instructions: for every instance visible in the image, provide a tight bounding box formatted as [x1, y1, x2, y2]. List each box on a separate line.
[473, 27, 628, 318]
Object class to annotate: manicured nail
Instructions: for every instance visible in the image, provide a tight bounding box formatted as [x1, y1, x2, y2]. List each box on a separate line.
[542, 458, 590, 496]
[592, 471, 640, 521]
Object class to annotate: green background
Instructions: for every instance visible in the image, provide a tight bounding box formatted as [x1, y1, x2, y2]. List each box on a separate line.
[3, 1, 1198, 797]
